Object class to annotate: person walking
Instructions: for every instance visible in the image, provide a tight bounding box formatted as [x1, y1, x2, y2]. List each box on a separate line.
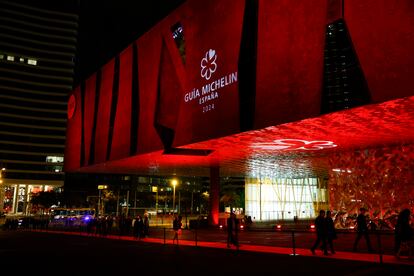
[172, 215, 182, 245]
[133, 215, 144, 240]
[326, 210, 336, 254]
[394, 208, 413, 258]
[311, 210, 328, 255]
[227, 212, 239, 248]
[143, 213, 150, 237]
[353, 207, 373, 252]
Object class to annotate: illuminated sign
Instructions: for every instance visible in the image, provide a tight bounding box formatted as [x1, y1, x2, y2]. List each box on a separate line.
[201, 49, 217, 80]
[184, 49, 238, 113]
[251, 139, 337, 150]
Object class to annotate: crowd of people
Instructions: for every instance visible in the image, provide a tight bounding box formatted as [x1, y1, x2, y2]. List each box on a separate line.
[2, 216, 49, 230]
[310, 207, 413, 259]
[2, 207, 413, 258]
[310, 210, 337, 255]
[83, 214, 150, 237]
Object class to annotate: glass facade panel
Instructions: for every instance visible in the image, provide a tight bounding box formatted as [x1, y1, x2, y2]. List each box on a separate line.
[245, 177, 327, 221]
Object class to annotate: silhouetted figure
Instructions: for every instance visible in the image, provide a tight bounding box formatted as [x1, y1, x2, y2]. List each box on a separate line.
[133, 215, 144, 240]
[143, 213, 149, 237]
[172, 215, 182, 245]
[395, 208, 413, 258]
[227, 212, 239, 248]
[353, 207, 373, 252]
[326, 210, 336, 254]
[245, 215, 253, 229]
[311, 210, 328, 255]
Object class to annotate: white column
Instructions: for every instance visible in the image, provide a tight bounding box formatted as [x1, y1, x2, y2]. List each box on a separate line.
[12, 185, 18, 213]
[24, 184, 29, 215]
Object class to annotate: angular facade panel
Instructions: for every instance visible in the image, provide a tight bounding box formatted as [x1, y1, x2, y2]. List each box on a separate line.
[82, 73, 96, 166]
[64, 0, 414, 174]
[136, 29, 164, 154]
[254, 0, 327, 129]
[345, 0, 414, 103]
[94, 59, 115, 164]
[174, 0, 245, 146]
[109, 46, 133, 160]
[64, 86, 82, 171]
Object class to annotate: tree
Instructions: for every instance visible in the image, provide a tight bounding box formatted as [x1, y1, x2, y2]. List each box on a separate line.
[30, 191, 61, 213]
[220, 189, 242, 209]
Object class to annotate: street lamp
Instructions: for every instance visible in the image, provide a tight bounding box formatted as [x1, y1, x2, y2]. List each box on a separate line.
[0, 168, 5, 182]
[97, 185, 108, 216]
[171, 179, 178, 214]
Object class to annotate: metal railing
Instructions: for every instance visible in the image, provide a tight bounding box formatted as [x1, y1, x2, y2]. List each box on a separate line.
[1, 216, 405, 265]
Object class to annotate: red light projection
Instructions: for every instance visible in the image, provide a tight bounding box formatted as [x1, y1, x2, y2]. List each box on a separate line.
[110, 45, 133, 161]
[136, 25, 163, 154]
[251, 139, 337, 151]
[329, 143, 414, 225]
[345, 0, 414, 103]
[94, 58, 115, 164]
[74, 96, 414, 178]
[83, 73, 97, 166]
[65, 86, 82, 171]
[65, 0, 414, 178]
[174, 0, 244, 145]
[254, 0, 327, 129]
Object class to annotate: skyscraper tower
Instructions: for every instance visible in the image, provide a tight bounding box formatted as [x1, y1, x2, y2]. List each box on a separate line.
[0, 0, 78, 214]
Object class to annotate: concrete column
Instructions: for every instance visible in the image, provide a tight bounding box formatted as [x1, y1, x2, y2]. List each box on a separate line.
[209, 166, 220, 226]
[12, 185, 18, 213]
[24, 184, 28, 215]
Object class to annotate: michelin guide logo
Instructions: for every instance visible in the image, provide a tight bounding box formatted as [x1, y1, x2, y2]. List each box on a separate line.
[201, 49, 217, 80]
[184, 49, 238, 113]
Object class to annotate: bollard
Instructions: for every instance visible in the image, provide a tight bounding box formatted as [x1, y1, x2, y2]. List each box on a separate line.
[291, 231, 297, 256]
[163, 227, 166, 245]
[376, 231, 383, 264]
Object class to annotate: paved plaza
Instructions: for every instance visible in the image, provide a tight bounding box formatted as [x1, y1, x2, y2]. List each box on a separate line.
[1, 230, 412, 275]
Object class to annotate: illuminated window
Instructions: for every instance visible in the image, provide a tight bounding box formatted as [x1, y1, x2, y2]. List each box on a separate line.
[46, 156, 63, 173]
[245, 177, 328, 221]
[3, 186, 15, 213]
[321, 19, 370, 113]
[17, 185, 26, 212]
[44, 186, 54, 192]
[7, 55, 14, 61]
[0, 54, 4, 59]
[28, 59, 37, 66]
[19, 57, 25, 62]
[46, 156, 64, 163]
[171, 22, 185, 64]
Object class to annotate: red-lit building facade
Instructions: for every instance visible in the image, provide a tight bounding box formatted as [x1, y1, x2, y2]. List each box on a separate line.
[65, 0, 414, 225]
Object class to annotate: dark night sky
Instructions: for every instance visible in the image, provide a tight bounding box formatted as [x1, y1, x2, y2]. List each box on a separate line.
[74, 0, 185, 86]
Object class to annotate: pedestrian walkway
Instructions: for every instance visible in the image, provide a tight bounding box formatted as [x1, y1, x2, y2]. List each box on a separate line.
[32, 229, 413, 266]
